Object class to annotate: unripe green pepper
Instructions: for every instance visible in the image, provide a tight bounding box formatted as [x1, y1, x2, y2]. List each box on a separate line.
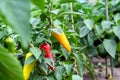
[4, 37, 15, 53]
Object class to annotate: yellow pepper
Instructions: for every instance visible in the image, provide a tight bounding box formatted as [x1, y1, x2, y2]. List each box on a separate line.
[51, 27, 71, 53]
[23, 52, 36, 80]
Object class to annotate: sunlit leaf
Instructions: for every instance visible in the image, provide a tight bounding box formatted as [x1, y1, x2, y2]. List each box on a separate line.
[84, 19, 94, 30]
[31, 0, 45, 12]
[80, 26, 90, 38]
[101, 21, 113, 29]
[103, 39, 117, 58]
[54, 66, 64, 80]
[30, 47, 41, 59]
[113, 26, 120, 40]
[64, 64, 73, 76]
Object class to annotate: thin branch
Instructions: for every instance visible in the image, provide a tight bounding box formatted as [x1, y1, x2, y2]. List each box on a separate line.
[105, 0, 114, 79]
[70, 3, 74, 30]
[105, 0, 109, 20]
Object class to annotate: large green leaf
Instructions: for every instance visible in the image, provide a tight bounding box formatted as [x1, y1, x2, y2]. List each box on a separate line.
[113, 26, 120, 40]
[0, 72, 11, 80]
[101, 21, 113, 29]
[31, 0, 45, 12]
[83, 46, 98, 57]
[30, 47, 41, 60]
[80, 26, 90, 38]
[103, 39, 117, 58]
[95, 25, 103, 36]
[0, 46, 23, 80]
[64, 64, 73, 76]
[84, 19, 94, 30]
[0, 31, 5, 38]
[0, 0, 30, 49]
[24, 55, 36, 65]
[113, 13, 120, 25]
[54, 66, 64, 80]
[87, 32, 94, 46]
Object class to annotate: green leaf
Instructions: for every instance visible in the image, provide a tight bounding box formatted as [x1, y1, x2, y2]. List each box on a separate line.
[54, 66, 64, 80]
[95, 25, 103, 36]
[111, 0, 119, 6]
[31, 0, 45, 12]
[117, 42, 120, 52]
[38, 76, 55, 80]
[113, 13, 120, 25]
[51, 27, 63, 35]
[64, 64, 73, 76]
[0, 0, 30, 49]
[87, 32, 94, 46]
[24, 55, 36, 65]
[73, 53, 83, 79]
[60, 0, 77, 3]
[30, 47, 41, 59]
[44, 58, 52, 66]
[38, 62, 48, 75]
[0, 72, 11, 80]
[83, 46, 98, 57]
[80, 26, 90, 38]
[61, 48, 69, 60]
[84, 19, 94, 30]
[103, 39, 117, 58]
[72, 75, 82, 80]
[113, 26, 120, 40]
[45, 77, 55, 80]
[101, 21, 112, 29]
[0, 31, 5, 38]
[51, 50, 59, 53]
[0, 46, 23, 80]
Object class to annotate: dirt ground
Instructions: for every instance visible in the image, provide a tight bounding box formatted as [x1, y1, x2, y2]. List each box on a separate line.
[84, 57, 120, 80]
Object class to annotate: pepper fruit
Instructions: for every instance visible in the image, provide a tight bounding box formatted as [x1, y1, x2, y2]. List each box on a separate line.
[40, 43, 55, 71]
[4, 37, 15, 53]
[23, 52, 36, 80]
[51, 27, 71, 53]
[44, 52, 55, 71]
[39, 43, 51, 53]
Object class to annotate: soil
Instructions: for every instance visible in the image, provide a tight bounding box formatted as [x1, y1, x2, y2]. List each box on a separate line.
[83, 57, 120, 80]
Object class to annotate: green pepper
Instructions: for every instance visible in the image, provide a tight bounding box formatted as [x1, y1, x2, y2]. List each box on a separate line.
[4, 37, 15, 53]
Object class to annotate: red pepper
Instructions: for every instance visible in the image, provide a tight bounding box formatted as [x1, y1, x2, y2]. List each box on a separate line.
[39, 43, 51, 53]
[40, 43, 55, 71]
[44, 52, 55, 71]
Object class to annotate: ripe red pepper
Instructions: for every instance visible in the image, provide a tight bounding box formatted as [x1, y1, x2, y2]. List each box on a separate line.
[44, 52, 55, 71]
[39, 43, 51, 53]
[40, 43, 55, 71]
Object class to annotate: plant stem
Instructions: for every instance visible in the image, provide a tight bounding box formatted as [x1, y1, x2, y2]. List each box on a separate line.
[110, 55, 114, 78]
[70, 3, 74, 30]
[105, 0, 109, 78]
[105, 57, 108, 78]
[105, 0, 109, 21]
[105, 0, 114, 79]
